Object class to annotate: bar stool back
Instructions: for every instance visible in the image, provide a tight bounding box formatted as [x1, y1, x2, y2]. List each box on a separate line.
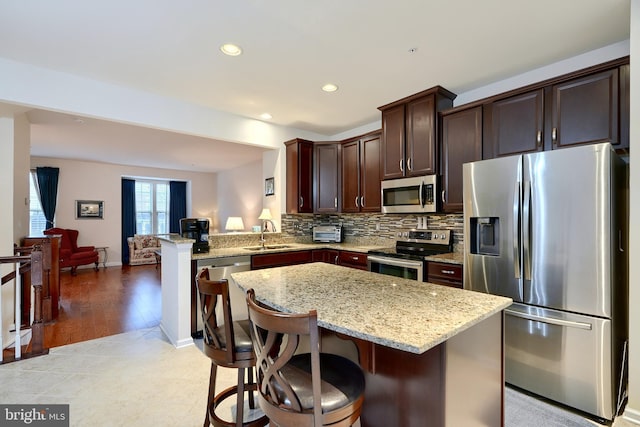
[245, 288, 365, 427]
[196, 270, 268, 427]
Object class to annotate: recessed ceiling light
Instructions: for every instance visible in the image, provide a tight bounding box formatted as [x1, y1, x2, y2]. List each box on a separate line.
[260, 113, 272, 120]
[220, 43, 242, 56]
[322, 83, 339, 93]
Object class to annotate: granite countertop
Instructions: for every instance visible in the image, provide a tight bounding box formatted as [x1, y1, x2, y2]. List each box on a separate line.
[190, 242, 389, 260]
[190, 241, 465, 265]
[231, 263, 511, 354]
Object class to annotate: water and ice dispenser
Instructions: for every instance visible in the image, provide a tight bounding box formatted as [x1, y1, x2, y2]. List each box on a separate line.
[469, 217, 500, 256]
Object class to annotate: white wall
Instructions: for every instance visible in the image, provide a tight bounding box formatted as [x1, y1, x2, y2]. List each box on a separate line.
[30, 157, 217, 266]
[0, 116, 15, 346]
[13, 113, 30, 242]
[215, 158, 264, 233]
[624, 0, 639, 423]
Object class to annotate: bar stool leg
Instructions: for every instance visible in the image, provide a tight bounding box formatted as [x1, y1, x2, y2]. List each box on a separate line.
[236, 368, 245, 427]
[247, 367, 256, 409]
[205, 363, 217, 427]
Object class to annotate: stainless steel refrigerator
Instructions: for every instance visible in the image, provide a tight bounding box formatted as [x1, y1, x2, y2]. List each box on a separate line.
[463, 142, 628, 420]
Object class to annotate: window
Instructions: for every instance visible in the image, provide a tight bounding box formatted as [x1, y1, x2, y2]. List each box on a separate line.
[29, 172, 47, 236]
[135, 180, 170, 234]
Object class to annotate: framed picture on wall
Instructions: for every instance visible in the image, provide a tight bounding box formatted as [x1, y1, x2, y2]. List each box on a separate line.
[76, 200, 104, 219]
[265, 177, 275, 196]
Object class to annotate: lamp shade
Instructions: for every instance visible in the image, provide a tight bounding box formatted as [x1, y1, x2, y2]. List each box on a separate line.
[225, 216, 245, 231]
[258, 208, 273, 220]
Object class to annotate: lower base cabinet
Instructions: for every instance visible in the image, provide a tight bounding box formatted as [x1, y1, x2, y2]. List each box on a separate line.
[251, 250, 312, 270]
[338, 251, 368, 271]
[427, 262, 462, 288]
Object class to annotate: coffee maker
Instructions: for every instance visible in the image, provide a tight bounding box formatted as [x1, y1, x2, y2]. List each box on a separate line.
[179, 218, 210, 254]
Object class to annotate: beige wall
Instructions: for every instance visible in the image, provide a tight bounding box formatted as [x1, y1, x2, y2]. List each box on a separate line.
[12, 113, 30, 242]
[0, 117, 15, 346]
[625, 0, 639, 422]
[29, 157, 217, 266]
[215, 158, 264, 233]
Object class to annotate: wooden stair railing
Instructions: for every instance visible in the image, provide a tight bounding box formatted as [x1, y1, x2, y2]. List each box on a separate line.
[0, 245, 49, 363]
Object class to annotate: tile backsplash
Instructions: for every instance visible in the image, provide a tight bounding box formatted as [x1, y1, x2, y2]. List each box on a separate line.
[282, 213, 464, 253]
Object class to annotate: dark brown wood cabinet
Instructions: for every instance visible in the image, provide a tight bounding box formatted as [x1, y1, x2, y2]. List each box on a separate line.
[484, 89, 544, 158]
[441, 106, 483, 212]
[551, 68, 618, 149]
[483, 59, 629, 158]
[427, 262, 462, 288]
[341, 131, 382, 213]
[379, 87, 456, 180]
[338, 251, 368, 270]
[314, 142, 341, 213]
[285, 138, 314, 213]
[312, 249, 339, 264]
[251, 250, 312, 270]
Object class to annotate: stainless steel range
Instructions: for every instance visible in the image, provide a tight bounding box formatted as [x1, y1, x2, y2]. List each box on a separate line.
[368, 229, 452, 282]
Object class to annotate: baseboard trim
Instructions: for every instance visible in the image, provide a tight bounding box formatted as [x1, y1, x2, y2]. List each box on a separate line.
[622, 406, 640, 425]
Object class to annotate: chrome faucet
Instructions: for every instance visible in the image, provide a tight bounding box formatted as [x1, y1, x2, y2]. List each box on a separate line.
[260, 220, 277, 248]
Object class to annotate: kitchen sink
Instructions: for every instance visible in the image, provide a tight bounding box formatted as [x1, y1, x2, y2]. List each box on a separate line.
[243, 244, 292, 251]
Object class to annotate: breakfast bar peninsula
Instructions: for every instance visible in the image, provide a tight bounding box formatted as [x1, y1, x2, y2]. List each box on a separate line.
[231, 262, 512, 427]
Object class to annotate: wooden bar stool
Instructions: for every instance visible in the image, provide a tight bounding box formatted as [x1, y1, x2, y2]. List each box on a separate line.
[196, 269, 268, 427]
[245, 288, 365, 427]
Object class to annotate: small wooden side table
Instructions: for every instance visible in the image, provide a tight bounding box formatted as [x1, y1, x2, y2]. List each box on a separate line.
[95, 246, 108, 269]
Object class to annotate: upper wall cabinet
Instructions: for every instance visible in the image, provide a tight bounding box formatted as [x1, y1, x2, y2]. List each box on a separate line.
[341, 131, 382, 213]
[314, 142, 341, 213]
[483, 58, 629, 158]
[441, 106, 482, 213]
[551, 69, 618, 149]
[285, 138, 314, 214]
[379, 86, 456, 180]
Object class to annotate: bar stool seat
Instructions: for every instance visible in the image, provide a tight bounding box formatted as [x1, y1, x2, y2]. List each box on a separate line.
[245, 288, 365, 427]
[196, 269, 268, 427]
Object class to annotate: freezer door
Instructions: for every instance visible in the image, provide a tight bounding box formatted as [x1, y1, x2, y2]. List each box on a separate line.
[505, 303, 615, 420]
[523, 144, 614, 317]
[463, 155, 523, 302]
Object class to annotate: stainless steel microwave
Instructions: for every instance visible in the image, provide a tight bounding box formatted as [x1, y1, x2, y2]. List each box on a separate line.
[381, 175, 438, 213]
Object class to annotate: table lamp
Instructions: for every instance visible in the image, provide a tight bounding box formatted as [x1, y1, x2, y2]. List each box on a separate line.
[225, 216, 245, 232]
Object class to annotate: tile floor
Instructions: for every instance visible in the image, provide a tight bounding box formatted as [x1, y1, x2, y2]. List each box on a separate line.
[0, 326, 637, 427]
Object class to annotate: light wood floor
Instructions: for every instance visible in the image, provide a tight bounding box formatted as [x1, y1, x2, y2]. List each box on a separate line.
[44, 264, 161, 348]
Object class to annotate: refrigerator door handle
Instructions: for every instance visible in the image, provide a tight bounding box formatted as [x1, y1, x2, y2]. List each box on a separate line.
[522, 180, 532, 281]
[505, 308, 592, 330]
[513, 182, 521, 279]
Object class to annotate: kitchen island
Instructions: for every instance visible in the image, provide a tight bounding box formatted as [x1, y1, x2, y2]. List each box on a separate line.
[231, 262, 512, 427]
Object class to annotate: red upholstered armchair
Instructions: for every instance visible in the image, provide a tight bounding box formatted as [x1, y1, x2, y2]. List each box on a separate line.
[44, 228, 99, 275]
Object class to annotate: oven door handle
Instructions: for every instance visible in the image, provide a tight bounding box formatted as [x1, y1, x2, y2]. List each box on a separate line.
[367, 255, 423, 269]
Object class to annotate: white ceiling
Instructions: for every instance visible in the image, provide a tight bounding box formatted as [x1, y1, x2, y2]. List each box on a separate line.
[0, 0, 631, 173]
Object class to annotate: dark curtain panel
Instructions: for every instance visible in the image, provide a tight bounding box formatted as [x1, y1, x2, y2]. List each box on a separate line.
[169, 181, 187, 234]
[35, 167, 60, 229]
[121, 178, 136, 265]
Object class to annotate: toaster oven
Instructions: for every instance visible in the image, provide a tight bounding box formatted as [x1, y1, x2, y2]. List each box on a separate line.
[313, 225, 343, 243]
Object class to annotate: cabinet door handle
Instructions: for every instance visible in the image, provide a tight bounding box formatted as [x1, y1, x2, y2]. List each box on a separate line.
[299, 196, 303, 208]
[334, 197, 337, 208]
[441, 190, 446, 203]
[441, 269, 455, 275]
[400, 158, 404, 172]
[536, 130, 542, 147]
[354, 196, 359, 208]
[407, 157, 412, 171]
[334, 255, 339, 264]
[552, 127, 557, 144]
[360, 196, 364, 208]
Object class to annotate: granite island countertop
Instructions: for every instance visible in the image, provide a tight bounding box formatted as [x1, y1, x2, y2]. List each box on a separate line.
[231, 262, 510, 354]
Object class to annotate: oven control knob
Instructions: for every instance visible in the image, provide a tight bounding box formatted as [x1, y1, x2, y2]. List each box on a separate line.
[440, 233, 446, 240]
[433, 234, 439, 240]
